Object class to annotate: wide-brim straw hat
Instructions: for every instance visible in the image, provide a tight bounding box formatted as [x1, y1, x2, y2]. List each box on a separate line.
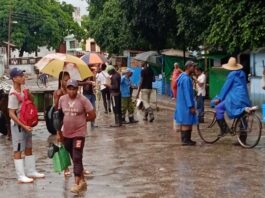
[222, 57, 243, 71]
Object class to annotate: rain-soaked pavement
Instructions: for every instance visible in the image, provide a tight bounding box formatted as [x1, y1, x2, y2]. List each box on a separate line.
[1, 96, 265, 198]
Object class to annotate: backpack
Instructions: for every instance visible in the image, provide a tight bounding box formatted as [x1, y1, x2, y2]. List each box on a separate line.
[11, 89, 38, 127]
[0, 111, 8, 135]
[44, 105, 57, 134]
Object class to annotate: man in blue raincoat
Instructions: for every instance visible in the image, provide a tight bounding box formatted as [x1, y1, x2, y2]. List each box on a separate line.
[213, 57, 250, 141]
[174, 61, 197, 146]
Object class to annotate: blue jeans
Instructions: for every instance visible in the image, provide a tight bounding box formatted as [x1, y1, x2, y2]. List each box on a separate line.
[215, 101, 226, 120]
[84, 94, 96, 127]
[84, 94, 96, 108]
[197, 94, 205, 117]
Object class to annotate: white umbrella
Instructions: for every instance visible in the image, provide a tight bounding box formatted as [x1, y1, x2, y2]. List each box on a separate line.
[134, 51, 162, 66]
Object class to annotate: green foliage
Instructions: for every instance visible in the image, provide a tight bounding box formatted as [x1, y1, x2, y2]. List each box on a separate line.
[0, 0, 85, 56]
[120, 0, 177, 50]
[85, 0, 265, 55]
[206, 0, 265, 54]
[175, 0, 214, 50]
[84, 0, 137, 54]
[2, 0, 264, 56]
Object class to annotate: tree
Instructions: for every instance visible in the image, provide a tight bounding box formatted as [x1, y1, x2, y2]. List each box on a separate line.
[174, 0, 214, 51]
[84, 0, 141, 54]
[85, 0, 179, 54]
[120, 0, 177, 51]
[0, 0, 85, 57]
[206, 0, 265, 54]
[85, 0, 265, 55]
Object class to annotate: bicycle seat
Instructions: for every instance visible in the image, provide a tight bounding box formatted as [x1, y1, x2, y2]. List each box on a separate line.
[244, 106, 258, 113]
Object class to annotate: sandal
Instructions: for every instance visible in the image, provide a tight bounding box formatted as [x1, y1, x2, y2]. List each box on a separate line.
[64, 169, 71, 177]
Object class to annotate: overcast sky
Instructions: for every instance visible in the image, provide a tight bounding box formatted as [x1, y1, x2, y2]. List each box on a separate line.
[60, 0, 88, 16]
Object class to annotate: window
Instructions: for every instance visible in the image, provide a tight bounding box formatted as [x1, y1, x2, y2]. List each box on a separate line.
[69, 41, 75, 49]
[90, 42, 96, 52]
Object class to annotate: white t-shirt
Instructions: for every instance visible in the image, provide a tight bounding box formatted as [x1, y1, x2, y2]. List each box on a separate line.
[196, 73, 206, 96]
[96, 70, 111, 90]
[8, 87, 24, 125]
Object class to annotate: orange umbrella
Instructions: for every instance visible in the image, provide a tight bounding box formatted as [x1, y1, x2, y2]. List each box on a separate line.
[81, 52, 108, 65]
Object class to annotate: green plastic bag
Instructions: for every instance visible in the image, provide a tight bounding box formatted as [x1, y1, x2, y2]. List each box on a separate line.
[52, 146, 71, 172]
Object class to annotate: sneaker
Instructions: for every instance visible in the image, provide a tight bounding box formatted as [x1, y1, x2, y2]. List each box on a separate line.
[79, 180, 87, 190]
[70, 184, 83, 193]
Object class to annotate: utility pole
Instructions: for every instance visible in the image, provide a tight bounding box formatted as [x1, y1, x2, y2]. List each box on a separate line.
[7, 2, 12, 69]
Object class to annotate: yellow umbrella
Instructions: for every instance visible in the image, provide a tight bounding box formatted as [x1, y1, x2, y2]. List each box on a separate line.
[35, 53, 93, 80]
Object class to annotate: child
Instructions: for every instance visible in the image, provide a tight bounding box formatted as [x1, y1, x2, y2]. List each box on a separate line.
[58, 79, 96, 193]
[8, 67, 44, 183]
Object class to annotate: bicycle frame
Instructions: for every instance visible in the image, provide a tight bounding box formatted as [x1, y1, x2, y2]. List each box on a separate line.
[37, 73, 48, 88]
[197, 109, 261, 148]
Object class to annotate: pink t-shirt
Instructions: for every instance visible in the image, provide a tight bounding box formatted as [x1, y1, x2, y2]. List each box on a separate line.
[58, 94, 93, 138]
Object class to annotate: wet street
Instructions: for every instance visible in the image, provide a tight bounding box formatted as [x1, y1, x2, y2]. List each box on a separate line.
[1, 101, 265, 198]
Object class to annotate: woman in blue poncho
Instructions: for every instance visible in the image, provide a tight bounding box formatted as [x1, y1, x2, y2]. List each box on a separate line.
[174, 61, 197, 146]
[212, 57, 251, 141]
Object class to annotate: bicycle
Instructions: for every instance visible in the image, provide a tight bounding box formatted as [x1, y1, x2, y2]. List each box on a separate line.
[37, 73, 48, 88]
[197, 106, 262, 148]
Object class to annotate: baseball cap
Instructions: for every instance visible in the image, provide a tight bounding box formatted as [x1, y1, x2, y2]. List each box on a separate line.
[66, 79, 78, 88]
[125, 68, 133, 74]
[10, 67, 25, 79]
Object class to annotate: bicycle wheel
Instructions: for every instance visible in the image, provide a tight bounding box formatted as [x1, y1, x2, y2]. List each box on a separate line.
[37, 78, 44, 88]
[44, 75, 49, 87]
[197, 110, 220, 143]
[235, 113, 262, 148]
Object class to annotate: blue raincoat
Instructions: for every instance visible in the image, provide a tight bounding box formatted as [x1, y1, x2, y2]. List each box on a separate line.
[216, 70, 250, 118]
[174, 73, 197, 125]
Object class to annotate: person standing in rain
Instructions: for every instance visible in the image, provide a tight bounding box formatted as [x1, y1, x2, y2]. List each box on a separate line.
[195, 67, 206, 122]
[78, 75, 97, 129]
[96, 63, 111, 114]
[8, 68, 45, 183]
[171, 62, 182, 100]
[106, 67, 122, 127]
[136, 62, 155, 122]
[174, 61, 197, 146]
[120, 68, 138, 124]
[54, 71, 72, 177]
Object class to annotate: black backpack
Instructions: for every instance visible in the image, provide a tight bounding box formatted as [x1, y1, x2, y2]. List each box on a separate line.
[44, 105, 57, 135]
[0, 111, 7, 135]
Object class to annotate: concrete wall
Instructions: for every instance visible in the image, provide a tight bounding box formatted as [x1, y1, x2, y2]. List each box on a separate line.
[11, 47, 55, 58]
[85, 38, 101, 52]
[250, 76, 265, 107]
[249, 52, 265, 107]
[250, 53, 265, 77]
[9, 64, 34, 75]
